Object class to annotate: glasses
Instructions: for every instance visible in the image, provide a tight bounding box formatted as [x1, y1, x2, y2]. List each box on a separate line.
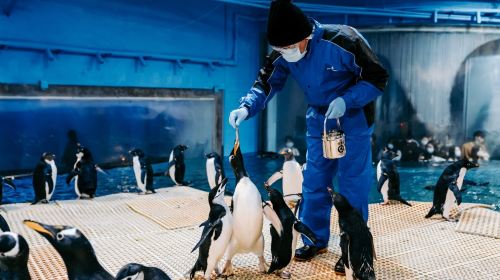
[271, 43, 300, 53]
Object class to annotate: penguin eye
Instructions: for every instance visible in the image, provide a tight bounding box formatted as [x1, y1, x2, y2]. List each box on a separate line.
[56, 233, 64, 241]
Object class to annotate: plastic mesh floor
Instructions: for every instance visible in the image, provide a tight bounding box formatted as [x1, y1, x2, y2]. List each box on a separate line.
[1, 187, 499, 279]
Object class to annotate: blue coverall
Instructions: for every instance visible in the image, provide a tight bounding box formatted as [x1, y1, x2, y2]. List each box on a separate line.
[240, 20, 388, 248]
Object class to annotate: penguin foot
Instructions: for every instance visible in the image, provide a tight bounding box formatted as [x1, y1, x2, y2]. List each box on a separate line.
[222, 261, 234, 276]
[278, 270, 291, 279]
[380, 201, 389, 205]
[258, 256, 268, 273]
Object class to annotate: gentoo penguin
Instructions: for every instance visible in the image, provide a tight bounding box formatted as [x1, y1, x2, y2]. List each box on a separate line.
[262, 184, 317, 278]
[166, 145, 189, 186]
[66, 146, 100, 199]
[32, 152, 57, 204]
[223, 130, 267, 275]
[0, 177, 15, 205]
[0, 230, 31, 279]
[129, 148, 155, 194]
[190, 178, 232, 280]
[24, 220, 113, 280]
[265, 148, 303, 208]
[116, 263, 171, 280]
[376, 149, 411, 206]
[331, 192, 376, 280]
[205, 152, 225, 189]
[425, 159, 479, 220]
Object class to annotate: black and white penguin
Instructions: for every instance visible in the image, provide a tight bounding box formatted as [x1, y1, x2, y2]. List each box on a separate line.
[376, 149, 411, 206]
[166, 145, 189, 186]
[425, 159, 479, 220]
[116, 263, 171, 280]
[331, 192, 376, 280]
[262, 184, 317, 278]
[32, 152, 57, 204]
[66, 147, 100, 199]
[265, 148, 303, 207]
[223, 131, 267, 275]
[0, 177, 15, 205]
[129, 148, 155, 194]
[205, 152, 225, 189]
[23, 220, 113, 280]
[190, 178, 232, 280]
[0, 230, 31, 279]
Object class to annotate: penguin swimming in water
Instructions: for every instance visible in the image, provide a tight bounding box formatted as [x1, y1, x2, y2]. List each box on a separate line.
[376, 149, 411, 206]
[205, 152, 225, 189]
[265, 148, 303, 208]
[24, 220, 113, 280]
[0, 177, 15, 205]
[331, 191, 376, 280]
[167, 145, 190, 186]
[223, 129, 267, 275]
[66, 146, 104, 199]
[116, 263, 171, 280]
[425, 159, 479, 221]
[32, 152, 57, 204]
[0, 217, 31, 280]
[262, 184, 317, 278]
[190, 178, 232, 280]
[129, 148, 155, 194]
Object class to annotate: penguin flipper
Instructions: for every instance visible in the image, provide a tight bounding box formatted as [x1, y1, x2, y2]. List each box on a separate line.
[263, 203, 283, 237]
[265, 171, 283, 187]
[395, 196, 412, 207]
[0, 214, 10, 232]
[191, 217, 223, 253]
[339, 232, 349, 269]
[376, 174, 388, 193]
[294, 221, 317, 244]
[66, 170, 78, 185]
[425, 206, 440, 218]
[449, 183, 462, 205]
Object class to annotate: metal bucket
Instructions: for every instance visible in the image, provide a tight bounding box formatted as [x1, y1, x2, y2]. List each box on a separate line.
[322, 118, 346, 159]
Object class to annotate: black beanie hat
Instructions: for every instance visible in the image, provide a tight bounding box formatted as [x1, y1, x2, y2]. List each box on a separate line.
[267, 0, 313, 47]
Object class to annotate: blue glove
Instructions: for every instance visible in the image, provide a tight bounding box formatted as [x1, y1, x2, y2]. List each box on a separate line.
[325, 97, 346, 119]
[229, 107, 249, 128]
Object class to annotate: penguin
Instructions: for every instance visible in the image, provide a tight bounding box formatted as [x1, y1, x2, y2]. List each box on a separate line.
[262, 184, 317, 278]
[205, 152, 225, 189]
[116, 263, 171, 280]
[331, 191, 376, 280]
[376, 149, 411, 206]
[222, 130, 267, 275]
[66, 147, 101, 199]
[265, 148, 303, 208]
[32, 152, 57, 204]
[0, 230, 31, 280]
[129, 148, 155, 194]
[190, 178, 232, 280]
[23, 220, 113, 280]
[166, 145, 189, 186]
[0, 177, 15, 205]
[425, 159, 479, 221]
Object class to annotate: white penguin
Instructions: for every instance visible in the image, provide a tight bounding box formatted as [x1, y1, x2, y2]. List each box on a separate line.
[265, 148, 303, 207]
[223, 132, 267, 275]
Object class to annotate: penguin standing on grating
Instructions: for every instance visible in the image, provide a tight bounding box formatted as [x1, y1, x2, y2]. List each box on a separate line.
[24, 220, 113, 280]
[205, 152, 225, 189]
[331, 191, 376, 280]
[376, 149, 411, 206]
[425, 159, 479, 221]
[0, 177, 15, 205]
[166, 145, 190, 186]
[263, 184, 317, 278]
[265, 148, 303, 208]
[222, 130, 267, 275]
[129, 148, 155, 194]
[190, 178, 232, 280]
[66, 146, 105, 199]
[0, 216, 31, 280]
[32, 152, 57, 204]
[116, 263, 171, 280]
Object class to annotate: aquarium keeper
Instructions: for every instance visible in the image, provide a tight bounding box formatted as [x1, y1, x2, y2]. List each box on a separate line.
[228, 0, 388, 270]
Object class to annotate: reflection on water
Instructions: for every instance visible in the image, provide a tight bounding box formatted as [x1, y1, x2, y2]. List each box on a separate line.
[3, 156, 499, 211]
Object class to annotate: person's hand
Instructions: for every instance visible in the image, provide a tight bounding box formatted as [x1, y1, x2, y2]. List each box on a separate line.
[325, 97, 346, 119]
[229, 107, 249, 129]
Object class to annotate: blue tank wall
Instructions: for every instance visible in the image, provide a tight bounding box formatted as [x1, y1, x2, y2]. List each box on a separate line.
[0, 0, 267, 155]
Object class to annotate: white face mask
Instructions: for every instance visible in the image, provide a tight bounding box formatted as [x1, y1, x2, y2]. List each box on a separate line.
[286, 141, 294, 148]
[426, 147, 434, 154]
[280, 46, 307, 62]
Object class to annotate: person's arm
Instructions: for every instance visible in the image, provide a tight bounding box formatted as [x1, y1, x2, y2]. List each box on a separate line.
[239, 51, 289, 118]
[334, 27, 389, 109]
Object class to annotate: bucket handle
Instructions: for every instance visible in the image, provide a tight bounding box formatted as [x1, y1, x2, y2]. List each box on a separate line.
[323, 118, 342, 136]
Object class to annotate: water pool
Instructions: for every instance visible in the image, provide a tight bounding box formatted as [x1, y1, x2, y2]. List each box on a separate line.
[3, 156, 499, 211]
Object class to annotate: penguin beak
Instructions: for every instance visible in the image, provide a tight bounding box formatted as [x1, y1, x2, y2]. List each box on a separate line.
[23, 220, 57, 239]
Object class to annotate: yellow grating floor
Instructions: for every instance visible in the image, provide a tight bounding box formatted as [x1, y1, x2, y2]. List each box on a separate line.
[1, 187, 499, 279]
